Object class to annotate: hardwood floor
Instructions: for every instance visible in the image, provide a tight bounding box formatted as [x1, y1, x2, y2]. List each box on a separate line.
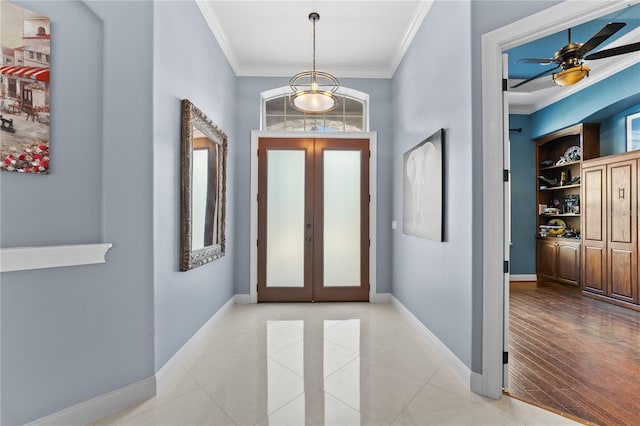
[508, 281, 640, 426]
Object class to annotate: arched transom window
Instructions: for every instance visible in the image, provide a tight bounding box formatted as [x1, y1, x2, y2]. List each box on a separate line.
[261, 86, 369, 132]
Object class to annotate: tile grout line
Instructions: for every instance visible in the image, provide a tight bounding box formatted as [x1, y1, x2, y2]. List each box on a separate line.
[387, 380, 430, 425]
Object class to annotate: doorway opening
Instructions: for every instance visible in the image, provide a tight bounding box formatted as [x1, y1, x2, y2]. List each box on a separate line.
[481, 0, 636, 403]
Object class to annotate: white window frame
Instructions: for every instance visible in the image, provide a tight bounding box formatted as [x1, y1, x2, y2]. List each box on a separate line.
[260, 86, 370, 132]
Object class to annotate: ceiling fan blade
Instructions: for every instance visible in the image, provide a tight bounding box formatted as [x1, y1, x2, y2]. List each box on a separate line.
[516, 58, 559, 65]
[511, 65, 560, 89]
[577, 22, 626, 56]
[585, 41, 640, 60]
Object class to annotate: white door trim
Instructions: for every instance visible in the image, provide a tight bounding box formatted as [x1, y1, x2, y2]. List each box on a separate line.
[249, 131, 378, 304]
[480, 0, 637, 398]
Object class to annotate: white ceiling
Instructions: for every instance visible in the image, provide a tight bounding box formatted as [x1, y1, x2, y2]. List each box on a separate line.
[196, 1, 639, 112]
[196, 0, 433, 78]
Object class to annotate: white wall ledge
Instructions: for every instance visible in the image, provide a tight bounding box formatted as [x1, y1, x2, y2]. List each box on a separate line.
[0, 243, 112, 272]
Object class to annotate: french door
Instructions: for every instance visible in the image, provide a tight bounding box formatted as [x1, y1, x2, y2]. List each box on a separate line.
[257, 137, 370, 302]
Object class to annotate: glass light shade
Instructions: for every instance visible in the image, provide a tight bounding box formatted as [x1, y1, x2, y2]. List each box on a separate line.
[552, 65, 590, 86]
[292, 91, 336, 113]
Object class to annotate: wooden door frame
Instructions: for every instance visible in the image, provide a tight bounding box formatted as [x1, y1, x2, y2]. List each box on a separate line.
[250, 131, 378, 304]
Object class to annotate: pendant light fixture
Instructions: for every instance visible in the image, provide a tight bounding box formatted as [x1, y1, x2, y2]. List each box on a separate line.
[289, 12, 340, 114]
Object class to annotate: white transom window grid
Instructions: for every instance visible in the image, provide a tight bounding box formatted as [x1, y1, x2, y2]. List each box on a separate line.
[261, 87, 369, 132]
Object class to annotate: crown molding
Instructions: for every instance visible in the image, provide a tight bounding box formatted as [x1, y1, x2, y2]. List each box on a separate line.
[388, 0, 433, 78]
[234, 64, 393, 79]
[196, 0, 240, 75]
[196, 1, 432, 79]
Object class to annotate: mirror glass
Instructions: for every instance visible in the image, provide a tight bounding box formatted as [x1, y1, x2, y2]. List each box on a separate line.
[180, 99, 227, 271]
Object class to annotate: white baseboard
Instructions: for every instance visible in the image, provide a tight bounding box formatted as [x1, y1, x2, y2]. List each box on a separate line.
[509, 274, 537, 281]
[371, 292, 392, 303]
[234, 294, 252, 304]
[156, 295, 236, 384]
[470, 371, 483, 394]
[27, 376, 155, 426]
[30, 296, 237, 425]
[391, 296, 471, 388]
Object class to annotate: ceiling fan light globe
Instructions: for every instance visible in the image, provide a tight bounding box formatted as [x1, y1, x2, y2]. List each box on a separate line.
[552, 65, 590, 86]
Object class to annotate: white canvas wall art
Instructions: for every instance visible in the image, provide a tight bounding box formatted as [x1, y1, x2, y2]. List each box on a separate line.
[403, 129, 444, 241]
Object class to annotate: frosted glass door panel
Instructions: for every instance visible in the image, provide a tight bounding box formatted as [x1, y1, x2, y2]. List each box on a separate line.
[323, 150, 361, 286]
[267, 150, 305, 287]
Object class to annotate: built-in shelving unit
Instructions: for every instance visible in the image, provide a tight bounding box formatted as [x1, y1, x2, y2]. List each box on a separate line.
[535, 123, 600, 286]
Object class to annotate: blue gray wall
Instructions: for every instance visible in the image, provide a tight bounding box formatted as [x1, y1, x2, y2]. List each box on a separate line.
[469, 0, 563, 373]
[6, 1, 633, 422]
[389, 0, 561, 375]
[152, 1, 237, 371]
[1, 1, 238, 423]
[392, 0, 474, 368]
[1, 2, 155, 424]
[234, 77, 394, 295]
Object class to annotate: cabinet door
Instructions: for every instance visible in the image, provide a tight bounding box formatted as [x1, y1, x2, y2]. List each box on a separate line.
[537, 240, 557, 282]
[557, 242, 580, 285]
[607, 160, 637, 303]
[582, 165, 607, 294]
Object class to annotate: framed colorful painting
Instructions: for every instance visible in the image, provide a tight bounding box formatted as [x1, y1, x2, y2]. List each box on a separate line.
[0, 2, 51, 173]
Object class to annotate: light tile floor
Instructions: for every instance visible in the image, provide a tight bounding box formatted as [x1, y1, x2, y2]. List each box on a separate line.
[92, 303, 581, 425]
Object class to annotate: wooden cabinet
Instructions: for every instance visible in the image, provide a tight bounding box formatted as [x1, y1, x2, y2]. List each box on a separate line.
[582, 164, 607, 294]
[582, 151, 640, 311]
[535, 123, 600, 287]
[537, 239, 581, 285]
[607, 159, 637, 303]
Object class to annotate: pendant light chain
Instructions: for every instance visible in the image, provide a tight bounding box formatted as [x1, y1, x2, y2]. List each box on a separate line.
[312, 16, 316, 74]
[289, 12, 340, 113]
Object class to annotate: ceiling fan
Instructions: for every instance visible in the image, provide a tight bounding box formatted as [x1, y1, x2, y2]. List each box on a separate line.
[512, 22, 640, 89]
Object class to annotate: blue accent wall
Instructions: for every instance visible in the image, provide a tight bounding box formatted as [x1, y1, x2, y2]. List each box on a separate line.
[509, 115, 536, 275]
[530, 63, 640, 139]
[599, 102, 640, 156]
